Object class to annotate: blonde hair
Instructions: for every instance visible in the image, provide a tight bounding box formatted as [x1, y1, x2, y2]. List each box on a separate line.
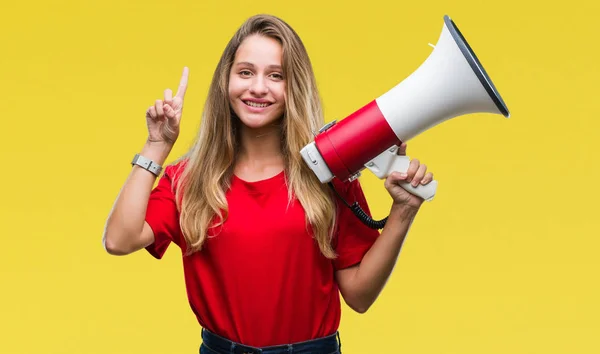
[175, 14, 337, 258]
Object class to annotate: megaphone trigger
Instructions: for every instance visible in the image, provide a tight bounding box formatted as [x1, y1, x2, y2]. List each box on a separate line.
[364, 146, 438, 201]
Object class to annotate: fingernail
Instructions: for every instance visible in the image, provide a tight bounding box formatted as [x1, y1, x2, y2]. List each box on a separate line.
[412, 180, 419, 187]
[399, 173, 407, 178]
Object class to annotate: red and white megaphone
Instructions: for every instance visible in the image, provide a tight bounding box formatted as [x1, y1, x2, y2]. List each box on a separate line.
[301, 15, 510, 203]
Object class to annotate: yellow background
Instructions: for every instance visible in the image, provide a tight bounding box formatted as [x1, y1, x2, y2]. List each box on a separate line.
[1, 0, 598, 353]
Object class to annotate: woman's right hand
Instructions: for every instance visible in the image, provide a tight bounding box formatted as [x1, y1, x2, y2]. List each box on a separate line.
[145, 67, 189, 146]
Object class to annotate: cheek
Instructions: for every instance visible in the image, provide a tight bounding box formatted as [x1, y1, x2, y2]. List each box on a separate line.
[228, 86, 241, 104]
[276, 83, 287, 103]
[228, 77, 243, 99]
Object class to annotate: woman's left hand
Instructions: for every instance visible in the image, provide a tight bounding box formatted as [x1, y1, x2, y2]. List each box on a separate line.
[384, 143, 434, 210]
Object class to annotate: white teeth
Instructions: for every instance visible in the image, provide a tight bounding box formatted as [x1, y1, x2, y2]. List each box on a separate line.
[245, 101, 270, 108]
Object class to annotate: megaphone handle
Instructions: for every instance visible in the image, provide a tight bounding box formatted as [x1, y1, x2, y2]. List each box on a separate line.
[397, 177, 438, 202]
[364, 149, 438, 201]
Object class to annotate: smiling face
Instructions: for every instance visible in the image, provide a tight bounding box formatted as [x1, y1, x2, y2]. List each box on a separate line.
[228, 34, 286, 130]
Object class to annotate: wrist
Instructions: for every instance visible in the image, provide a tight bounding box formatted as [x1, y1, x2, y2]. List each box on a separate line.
[389, 202, 419, 220]
[141, 140, 173, 166]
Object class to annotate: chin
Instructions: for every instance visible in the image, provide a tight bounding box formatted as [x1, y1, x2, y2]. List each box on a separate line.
[240, 119, 269, 129]
[236, 113, 283, 130]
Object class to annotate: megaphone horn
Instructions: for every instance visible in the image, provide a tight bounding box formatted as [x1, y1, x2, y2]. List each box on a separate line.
[301, 15, 510, 208]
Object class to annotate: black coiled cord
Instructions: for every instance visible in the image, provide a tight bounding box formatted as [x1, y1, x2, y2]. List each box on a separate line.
[328, 182, 388, 230]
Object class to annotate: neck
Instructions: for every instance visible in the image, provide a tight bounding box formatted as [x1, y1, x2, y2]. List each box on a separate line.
[235, 121, 285, 177]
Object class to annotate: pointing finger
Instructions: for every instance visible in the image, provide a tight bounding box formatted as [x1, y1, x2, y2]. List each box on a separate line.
[175, 66, 189, 99]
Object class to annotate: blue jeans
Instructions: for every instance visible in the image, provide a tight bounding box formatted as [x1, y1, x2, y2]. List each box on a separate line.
[199, 328, 342, 354]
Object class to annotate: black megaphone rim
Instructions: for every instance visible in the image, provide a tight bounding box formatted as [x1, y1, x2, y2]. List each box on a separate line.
[444, 15, 510, 118]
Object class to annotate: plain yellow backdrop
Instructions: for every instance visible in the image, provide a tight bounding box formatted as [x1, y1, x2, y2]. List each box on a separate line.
[1, 0, 599, 353]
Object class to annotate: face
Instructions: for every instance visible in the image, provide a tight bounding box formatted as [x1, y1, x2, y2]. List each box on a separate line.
[228, 34, 286, 130]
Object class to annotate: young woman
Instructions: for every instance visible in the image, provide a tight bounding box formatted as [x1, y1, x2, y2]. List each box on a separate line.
[103, 14, 433, 354]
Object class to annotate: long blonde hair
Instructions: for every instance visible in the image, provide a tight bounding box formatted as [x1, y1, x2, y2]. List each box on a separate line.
[175, 14, 337, 258]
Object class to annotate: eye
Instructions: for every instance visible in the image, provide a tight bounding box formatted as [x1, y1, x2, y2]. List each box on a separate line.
[239, 70, 253, 77]
[269, 73, 284, 80]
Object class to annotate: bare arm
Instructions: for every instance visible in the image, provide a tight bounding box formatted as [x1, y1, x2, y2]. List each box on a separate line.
[102, 67, 189, 255]
[102, 142, 172, 255]
[336, 143, 434, 313]
[335, 204, 418, 313]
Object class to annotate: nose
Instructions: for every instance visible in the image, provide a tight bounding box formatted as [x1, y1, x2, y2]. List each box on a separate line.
[249, 76, 268, 96]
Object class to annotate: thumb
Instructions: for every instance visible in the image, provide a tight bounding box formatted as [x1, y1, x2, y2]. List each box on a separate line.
[385, 171, 408, 188]
[391, 171, 408, 182]
[164, 104, 176, 120]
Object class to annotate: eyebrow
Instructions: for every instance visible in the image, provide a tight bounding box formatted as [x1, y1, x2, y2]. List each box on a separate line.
[234, 61, 282, 70]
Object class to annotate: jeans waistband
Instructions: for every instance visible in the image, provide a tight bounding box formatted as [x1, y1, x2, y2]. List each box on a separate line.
[200, 328, 341, 354]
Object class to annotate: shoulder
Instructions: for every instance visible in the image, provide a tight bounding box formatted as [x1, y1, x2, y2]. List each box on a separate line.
[162, 157, 189, 185]
[329, 176, 372, 227]
[330, 176, 364, 200]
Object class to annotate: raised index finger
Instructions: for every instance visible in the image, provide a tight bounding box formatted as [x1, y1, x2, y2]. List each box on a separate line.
[175, 66, 189, 99]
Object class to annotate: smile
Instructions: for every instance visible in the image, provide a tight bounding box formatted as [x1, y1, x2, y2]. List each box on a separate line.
[244, 100, 271, 108]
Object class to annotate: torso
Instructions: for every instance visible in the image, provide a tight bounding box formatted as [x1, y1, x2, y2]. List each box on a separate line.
[181, 170, 343, 347]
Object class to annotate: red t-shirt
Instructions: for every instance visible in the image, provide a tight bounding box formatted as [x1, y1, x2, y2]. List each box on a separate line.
[144, 161, 380, 347]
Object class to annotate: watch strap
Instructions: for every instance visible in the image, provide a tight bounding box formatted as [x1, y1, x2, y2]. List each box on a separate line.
[131, 154, 163, 176]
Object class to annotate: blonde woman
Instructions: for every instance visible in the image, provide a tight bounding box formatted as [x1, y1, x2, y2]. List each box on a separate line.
[103, 14, 434, 354]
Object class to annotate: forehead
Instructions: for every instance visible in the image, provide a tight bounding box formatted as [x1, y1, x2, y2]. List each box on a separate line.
[234, 34, 283, 67]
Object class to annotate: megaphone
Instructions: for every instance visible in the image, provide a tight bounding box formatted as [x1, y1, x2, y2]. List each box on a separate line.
[301, 15, 509, 211]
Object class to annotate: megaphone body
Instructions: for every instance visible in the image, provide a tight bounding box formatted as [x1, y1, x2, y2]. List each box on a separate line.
[301, 15, 509, 202]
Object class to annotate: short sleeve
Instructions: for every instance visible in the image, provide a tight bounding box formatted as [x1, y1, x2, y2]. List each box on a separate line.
[144, 165, 183, 259]
[332, 178, 381, 270]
